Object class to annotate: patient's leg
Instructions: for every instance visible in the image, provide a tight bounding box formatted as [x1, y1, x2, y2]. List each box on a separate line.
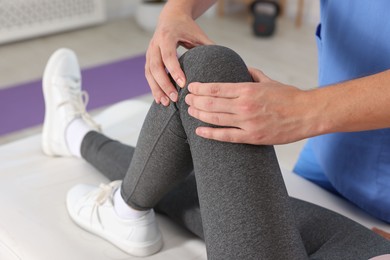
[79, 45, 307, 259]
[80, 46, 390, 259]
[79, 131, 204, 237]
[45, 47, 390, 259]
[290, 198, 390, 259]
[80, 131, 135, 181]
[81, 131, 390, 259]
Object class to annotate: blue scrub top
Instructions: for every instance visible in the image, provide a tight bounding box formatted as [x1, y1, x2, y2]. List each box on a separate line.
[294, 1, 390, 223]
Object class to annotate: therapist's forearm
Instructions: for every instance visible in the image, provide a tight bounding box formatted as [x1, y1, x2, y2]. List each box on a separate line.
[163, 0, 217, 20]
[310, 69, 390, 135]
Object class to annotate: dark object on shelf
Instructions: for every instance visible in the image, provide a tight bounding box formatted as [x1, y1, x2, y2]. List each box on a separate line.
[250, 0, 280, 37]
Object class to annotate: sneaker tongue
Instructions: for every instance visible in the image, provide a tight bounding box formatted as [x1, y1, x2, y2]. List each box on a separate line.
[52, 76, 101, 131]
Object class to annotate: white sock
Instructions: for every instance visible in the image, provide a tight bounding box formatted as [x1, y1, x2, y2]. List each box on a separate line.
[114, 187, 149, 219]
[65, 117, 92, 158]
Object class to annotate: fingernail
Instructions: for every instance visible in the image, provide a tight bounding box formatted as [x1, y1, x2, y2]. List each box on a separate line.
[177, 78, 185, 88]
[169, 92, 177, 102]
[188, 84, 192, 92]
[161, 96, 169, 105]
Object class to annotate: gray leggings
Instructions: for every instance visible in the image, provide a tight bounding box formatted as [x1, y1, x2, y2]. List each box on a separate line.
[80, 45, 390, 259]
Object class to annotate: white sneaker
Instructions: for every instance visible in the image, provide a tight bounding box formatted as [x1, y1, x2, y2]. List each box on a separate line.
[42, 48, 100, 157]
[66, 181, 163, 257]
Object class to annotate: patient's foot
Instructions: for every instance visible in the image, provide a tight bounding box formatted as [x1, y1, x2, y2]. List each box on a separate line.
[42, 48, 100, 157]
[67, 181, 163, 256]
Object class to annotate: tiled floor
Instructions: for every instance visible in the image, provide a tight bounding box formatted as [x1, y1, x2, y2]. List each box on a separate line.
[0, 14, 318, 170]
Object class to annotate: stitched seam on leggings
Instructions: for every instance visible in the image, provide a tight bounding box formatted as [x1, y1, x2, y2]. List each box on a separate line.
[122, 109, 180, 205]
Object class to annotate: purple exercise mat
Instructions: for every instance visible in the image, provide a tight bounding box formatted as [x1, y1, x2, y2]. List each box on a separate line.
[0, 54, 150, 136]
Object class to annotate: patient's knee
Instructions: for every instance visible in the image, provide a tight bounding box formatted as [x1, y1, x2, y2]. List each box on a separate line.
[179, 45, 252, 86]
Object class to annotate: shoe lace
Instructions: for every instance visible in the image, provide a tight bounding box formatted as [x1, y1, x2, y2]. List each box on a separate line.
[56, 77, 101, 131]
[87, 181, 122, 227]
[95, 181, 122, 206]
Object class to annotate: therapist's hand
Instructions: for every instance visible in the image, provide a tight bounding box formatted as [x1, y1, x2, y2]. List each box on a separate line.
[185, 68, 321, 145]
[146, 10, 214, 106]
